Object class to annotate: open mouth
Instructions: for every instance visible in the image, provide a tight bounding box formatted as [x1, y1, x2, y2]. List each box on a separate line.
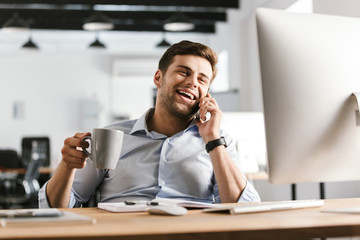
[176, 90, 197, 101]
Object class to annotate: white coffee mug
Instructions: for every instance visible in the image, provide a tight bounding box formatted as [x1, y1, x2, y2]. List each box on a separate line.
[82, 128, 124, 169]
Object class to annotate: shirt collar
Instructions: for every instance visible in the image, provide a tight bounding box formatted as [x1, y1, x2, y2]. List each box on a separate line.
[185, 119, 198, 132]
[130, 108, 198, 137]
[129, 108, 154, 135]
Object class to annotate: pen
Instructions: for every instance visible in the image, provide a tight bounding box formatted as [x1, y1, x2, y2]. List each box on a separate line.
[124, 200, 136, 205]
[124, 200, 160, 206]
[124, 200, 149, 205]
[147, 202, 159, 206]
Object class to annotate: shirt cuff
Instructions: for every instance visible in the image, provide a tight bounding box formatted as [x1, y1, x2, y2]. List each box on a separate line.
[38, 182, 51, 208]
[237, 180, 261, 203]
[38, 181, 77, 208]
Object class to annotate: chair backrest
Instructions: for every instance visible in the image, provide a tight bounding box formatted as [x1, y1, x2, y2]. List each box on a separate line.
[21, 137, 50, 167]
[23, 154, 44, 184]
[23, 155, 44, 195]
[22, 139, 48, 195]
[0, 149, 20, 169]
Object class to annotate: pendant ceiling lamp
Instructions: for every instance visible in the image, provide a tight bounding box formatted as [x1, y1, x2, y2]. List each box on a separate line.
[89, 32, 106, 48]
[22, 36, 39, 49]
[156, 33, 171, 48]
[2, 12, 29, 33]
[83, 12, 114, 31]
[89, 38, 106, 48]
[156, 38, 171, 48]
[163, 12, 195, 32]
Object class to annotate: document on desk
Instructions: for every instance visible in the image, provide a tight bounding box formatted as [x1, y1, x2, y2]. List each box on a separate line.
[98, 198, 223, 213]
[0, 209, 96, 227]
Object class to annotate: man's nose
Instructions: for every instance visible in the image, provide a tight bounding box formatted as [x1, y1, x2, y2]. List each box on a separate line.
[185, 74, 198, 88]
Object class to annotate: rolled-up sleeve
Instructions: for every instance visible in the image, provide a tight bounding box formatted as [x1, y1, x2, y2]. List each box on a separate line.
[213, 179, 260, 203]
[237, 180, 261, 203]
[212, 130, 261, 203]
[38, 181, 77, 208]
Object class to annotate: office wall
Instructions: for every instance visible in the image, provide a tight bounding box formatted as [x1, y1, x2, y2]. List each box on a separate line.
[314, 0, 360, 18]
[213, 0, 298, 112]
[0, 53, 112, 167]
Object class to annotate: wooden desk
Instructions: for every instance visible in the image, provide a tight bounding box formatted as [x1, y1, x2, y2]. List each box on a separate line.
[0, 167, 53, 175]
[2, 198, 360, 240]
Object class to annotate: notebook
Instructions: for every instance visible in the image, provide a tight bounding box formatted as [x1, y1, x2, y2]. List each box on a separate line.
[98, 198, 223, 213]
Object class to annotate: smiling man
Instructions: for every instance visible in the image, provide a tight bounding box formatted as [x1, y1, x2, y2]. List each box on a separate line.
[39, 40, 260, 208]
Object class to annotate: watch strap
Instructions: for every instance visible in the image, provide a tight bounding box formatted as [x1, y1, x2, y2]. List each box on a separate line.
[205, 137, 227, 153]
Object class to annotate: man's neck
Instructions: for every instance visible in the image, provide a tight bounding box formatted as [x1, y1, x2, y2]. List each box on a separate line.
[147, 107, 193, 137]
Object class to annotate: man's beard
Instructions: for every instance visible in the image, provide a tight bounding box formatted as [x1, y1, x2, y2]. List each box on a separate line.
[157, 87, 199, 121]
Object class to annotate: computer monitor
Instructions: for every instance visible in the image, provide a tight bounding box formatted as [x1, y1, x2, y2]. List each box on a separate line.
[256, 8, 360, 184]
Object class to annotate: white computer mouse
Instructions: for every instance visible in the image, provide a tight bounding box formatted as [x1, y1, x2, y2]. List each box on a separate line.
[146, 205, 188, 216]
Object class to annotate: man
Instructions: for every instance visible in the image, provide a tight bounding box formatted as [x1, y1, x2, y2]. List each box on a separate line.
[39, 40, 260, 208]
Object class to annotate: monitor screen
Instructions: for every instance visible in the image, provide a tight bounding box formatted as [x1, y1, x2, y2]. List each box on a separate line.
[256, 8, 360, 184]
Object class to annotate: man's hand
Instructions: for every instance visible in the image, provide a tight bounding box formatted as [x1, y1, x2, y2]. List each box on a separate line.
[46, 132, 91, 208]
[61, 132, 91, 169]
[196, 93, 222, 144]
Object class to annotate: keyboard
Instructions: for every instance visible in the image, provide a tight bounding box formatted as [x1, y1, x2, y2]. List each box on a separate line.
[203, 199, 324, 214]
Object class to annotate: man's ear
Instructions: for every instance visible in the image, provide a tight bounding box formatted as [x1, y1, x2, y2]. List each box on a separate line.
[153, 70, 162, 88]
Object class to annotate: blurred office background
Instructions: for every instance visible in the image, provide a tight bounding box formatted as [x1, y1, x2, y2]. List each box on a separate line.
[1, 0, 360, 208]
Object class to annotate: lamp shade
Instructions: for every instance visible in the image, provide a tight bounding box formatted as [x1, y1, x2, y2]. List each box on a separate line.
[156, 38, 171, 48]
[89, 38, 106, 48]
[83, 12, 114, 31]
[2, 12, 29, 33]
[22, 37, 39, 49]
[163, 12, 195, 32]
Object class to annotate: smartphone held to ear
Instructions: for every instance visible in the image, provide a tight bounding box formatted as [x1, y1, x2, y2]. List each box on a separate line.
[195, 88, 211, 123]
[195, 110, 211, 123]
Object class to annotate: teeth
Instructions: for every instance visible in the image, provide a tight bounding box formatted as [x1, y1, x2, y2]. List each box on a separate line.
[178, 90, 194, 100]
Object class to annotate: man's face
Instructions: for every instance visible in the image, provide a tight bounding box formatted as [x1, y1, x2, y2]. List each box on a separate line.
[155, 55, 213, 120]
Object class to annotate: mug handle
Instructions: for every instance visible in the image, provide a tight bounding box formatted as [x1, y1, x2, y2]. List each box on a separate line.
[82, 135, 91, 157]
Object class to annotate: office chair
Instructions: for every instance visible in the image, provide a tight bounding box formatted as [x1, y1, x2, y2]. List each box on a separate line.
[0, 149, 21, 169]
[21, 137, 50, 167]
[0, 138, 49, 209]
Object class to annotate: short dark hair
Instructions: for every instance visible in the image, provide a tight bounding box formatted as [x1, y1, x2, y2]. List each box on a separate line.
[158, 40, 218, 82]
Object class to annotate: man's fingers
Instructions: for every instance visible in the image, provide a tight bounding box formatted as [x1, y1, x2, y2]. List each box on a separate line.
[60, 132, 91, 170]
[65, 160, 87, 169]
[64, 137, 81, 148]
[61, 145, 87, 159]
[79, 140, 89, 149]
[61, 150, 87, 169]
[64, 133, 90, 149]
[74, 132, 91, 139]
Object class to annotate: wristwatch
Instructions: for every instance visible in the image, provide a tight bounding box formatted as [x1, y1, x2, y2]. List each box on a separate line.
[205, 137, 227, 153]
